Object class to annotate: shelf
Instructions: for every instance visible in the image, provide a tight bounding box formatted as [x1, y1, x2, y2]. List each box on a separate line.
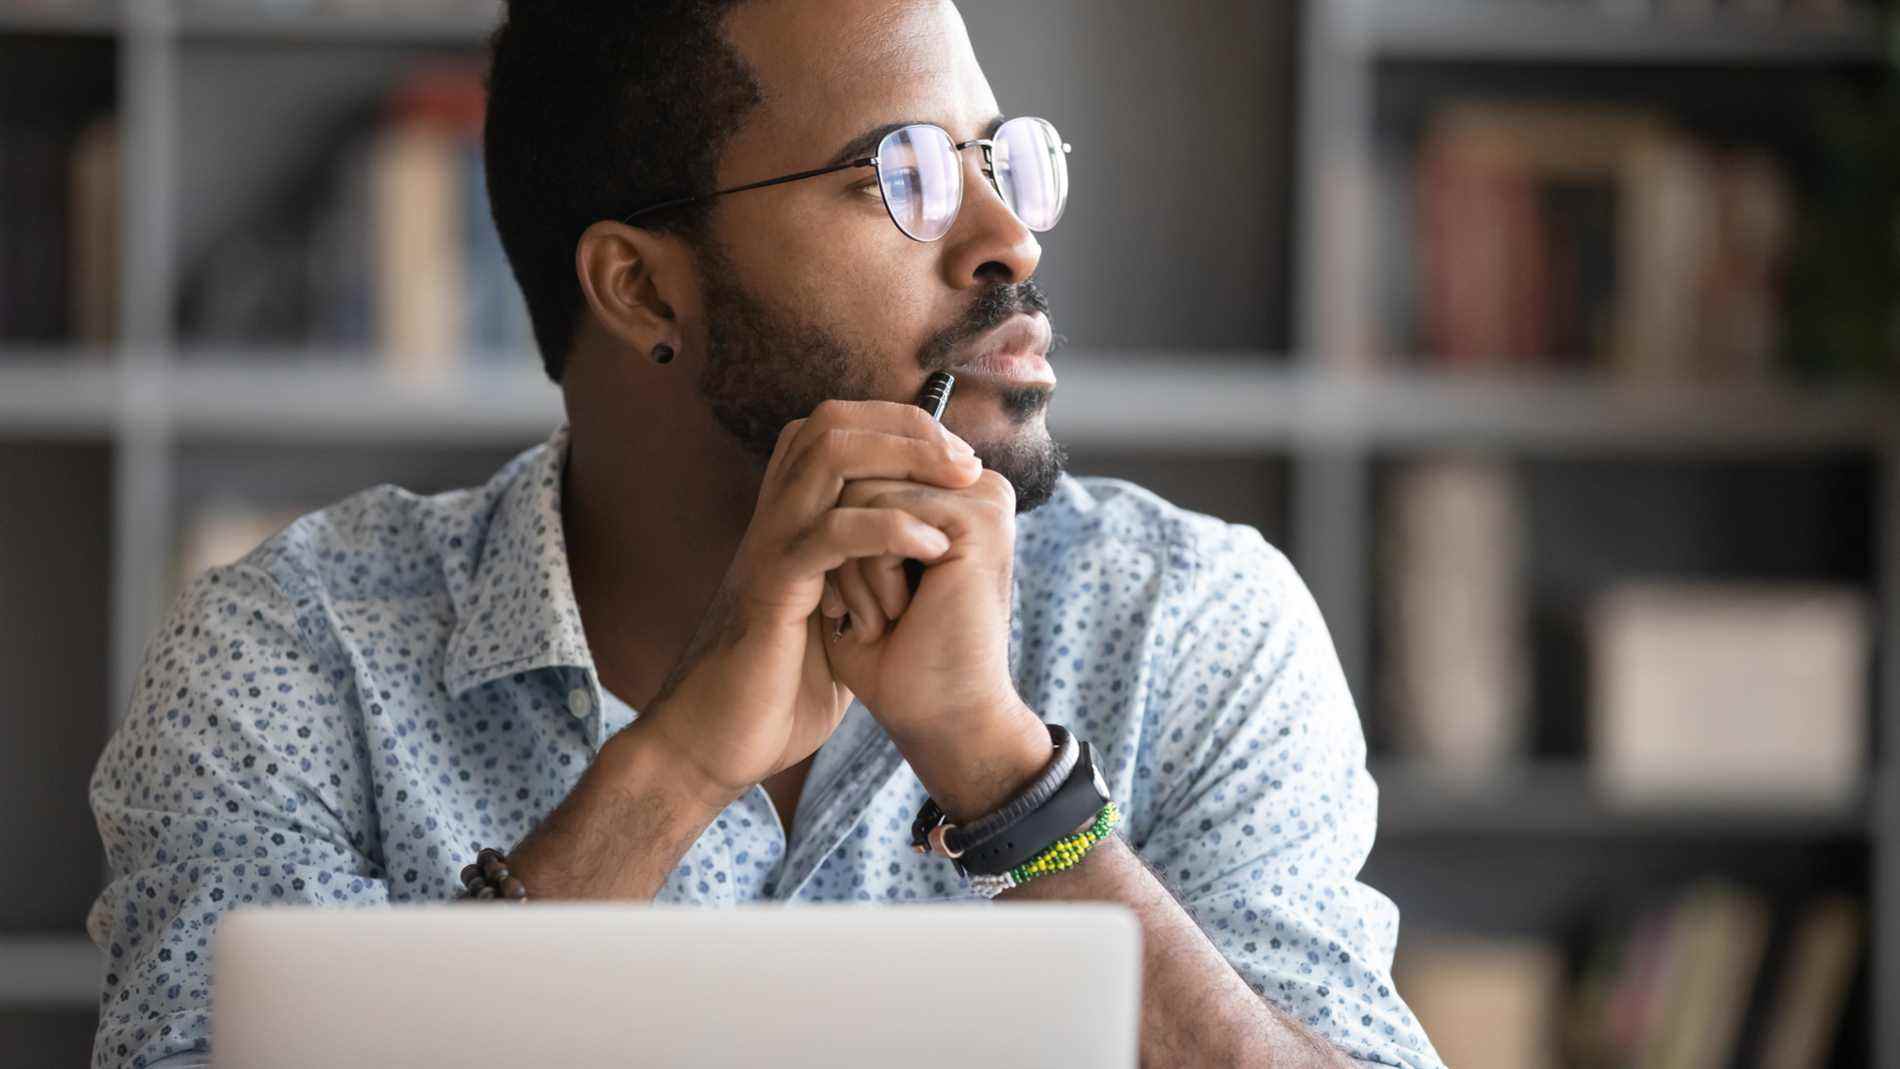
[0, 935, 99, 1009]
[1054, 357, 1897, 453]
[172, 3, 497, 44]
[163, 356, 561, 442]
[3, 352, 1895, 452]
[0, 357, 122, 439]
[0, 1, 118, 35]
[1337, 0, 1891, 65]
[1372, 760, 1873, 839]
[0, 1, 504, 42]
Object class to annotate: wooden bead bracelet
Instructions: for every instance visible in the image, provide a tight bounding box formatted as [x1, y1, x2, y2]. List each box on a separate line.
[458, 846, 528, 901]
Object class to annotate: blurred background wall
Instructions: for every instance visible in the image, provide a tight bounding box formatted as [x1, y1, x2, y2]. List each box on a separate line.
[0, 0, 1896, 1065]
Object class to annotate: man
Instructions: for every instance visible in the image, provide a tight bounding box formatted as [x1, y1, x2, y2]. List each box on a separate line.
[87, 1, 1444, 1066]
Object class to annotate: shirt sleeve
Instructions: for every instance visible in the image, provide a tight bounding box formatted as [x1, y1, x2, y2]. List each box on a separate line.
[1126, 522, 1445, 1068]
[86, 561, 390, 1069]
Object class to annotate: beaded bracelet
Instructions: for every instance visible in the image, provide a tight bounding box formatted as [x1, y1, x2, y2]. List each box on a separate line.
[458, 846, 527, 901]
[962, 800, 1121, 898]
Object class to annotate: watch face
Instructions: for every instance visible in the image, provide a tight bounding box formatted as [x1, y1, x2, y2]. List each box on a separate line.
[1091, 759, 1108, 798]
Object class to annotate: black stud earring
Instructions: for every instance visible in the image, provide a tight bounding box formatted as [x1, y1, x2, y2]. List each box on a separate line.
[651, 343, 675, 365]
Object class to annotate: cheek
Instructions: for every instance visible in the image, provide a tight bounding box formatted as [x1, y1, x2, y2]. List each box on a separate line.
[728, 198, 946, 363]
[792, 242, 941, 362]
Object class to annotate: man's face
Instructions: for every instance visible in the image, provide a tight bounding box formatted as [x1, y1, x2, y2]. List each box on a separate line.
[688, 0, 1067, 513]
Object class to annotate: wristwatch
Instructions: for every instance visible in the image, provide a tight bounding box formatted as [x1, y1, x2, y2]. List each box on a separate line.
[936, 735, 1113, 879]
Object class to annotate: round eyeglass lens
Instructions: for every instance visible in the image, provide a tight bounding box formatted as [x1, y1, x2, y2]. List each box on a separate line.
[876, 124, 963, 241]
[991, 116, 1068, 232]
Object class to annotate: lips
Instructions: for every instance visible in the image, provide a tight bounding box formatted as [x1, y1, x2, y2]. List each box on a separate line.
[951, 313, 1056, 386]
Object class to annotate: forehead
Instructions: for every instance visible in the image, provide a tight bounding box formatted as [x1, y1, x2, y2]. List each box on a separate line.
[721, 0, 1001, 173]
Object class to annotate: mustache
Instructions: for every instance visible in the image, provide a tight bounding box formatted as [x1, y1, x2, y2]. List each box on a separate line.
[920, 279, 1062, 371]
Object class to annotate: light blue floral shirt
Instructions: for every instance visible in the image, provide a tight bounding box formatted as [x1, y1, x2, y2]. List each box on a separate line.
[87, 423, 1443, 1068]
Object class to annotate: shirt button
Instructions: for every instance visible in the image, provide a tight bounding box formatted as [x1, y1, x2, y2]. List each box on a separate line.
[567, 687, 593, 720]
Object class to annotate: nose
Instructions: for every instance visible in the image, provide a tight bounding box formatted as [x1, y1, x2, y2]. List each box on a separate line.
[939, 149, 1042, 289]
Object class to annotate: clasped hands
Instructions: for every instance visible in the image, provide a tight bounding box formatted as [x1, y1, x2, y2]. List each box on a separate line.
[636, 397, 1043, 817]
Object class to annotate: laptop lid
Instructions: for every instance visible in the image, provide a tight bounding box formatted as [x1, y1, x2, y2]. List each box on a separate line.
[212, 901, 1141, 1068]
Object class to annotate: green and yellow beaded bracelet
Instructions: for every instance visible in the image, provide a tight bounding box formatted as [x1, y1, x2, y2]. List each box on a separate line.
[964, 800, 1121, 897]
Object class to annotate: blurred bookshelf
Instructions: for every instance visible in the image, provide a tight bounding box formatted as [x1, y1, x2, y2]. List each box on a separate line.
[1301, 0, 1899, 1066]
[0, 0, 1895, 1065]
[1336, 0, 1891, 64]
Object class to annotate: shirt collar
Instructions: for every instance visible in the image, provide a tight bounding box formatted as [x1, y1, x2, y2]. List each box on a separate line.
[444, 422, 597, 699]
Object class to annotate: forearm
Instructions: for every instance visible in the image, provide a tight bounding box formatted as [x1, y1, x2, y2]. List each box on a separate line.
[506, 715, 732, 899]
[912, 711, 1354, 1065]
[1002, 834, 1354, 1068]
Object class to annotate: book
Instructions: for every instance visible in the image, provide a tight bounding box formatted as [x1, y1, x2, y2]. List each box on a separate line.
[68, 114, 119, 345]
[179, 61, 533, 367]
[1587, 582, 1871, 807]
[1567, 881, 1779, 1068]
[1757, 896, 1863, 1069]
[1410, 100, 1797, 380]
[1416, 102, 1673, 368]
[1643, 882, 1772, 1069]
[1379, 455, 1530, 776]
[372, 82, 468, 376]
[1394, 933, 1564, 1069]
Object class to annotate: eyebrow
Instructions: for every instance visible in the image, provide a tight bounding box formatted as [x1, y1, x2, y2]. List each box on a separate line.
[823, 114, 1008, 167]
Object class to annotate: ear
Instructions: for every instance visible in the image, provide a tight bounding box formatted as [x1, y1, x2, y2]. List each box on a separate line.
[574, 220, 698, 357]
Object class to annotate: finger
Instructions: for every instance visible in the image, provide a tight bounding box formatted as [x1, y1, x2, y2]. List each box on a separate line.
[778, 506, 952, 580]
[764, 418, 805, 484]
[865, 553, 911, 624]
[780, 427, 980, 523]
[837, 479, 1002, 549]
[834, 551, 884, 643]
[797, 398, 975, 453]
[821, 573, 847, 620]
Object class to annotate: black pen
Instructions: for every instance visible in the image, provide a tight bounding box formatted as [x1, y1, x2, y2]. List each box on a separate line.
[834, 370, 957, 638]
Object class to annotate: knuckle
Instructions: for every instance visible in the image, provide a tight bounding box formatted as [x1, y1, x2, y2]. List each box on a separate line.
[977, 468, 1015, 503]
[815, 426, 854, 457]
[782, 442, 817, 482]
[812, 398, 853, 423]
[880, 509, 917, 538]
[814, 510, 851, 542]
[776, 418, 807, 453]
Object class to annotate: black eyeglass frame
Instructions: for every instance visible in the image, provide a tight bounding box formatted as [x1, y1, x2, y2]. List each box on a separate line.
[619, 116, 1072, 242]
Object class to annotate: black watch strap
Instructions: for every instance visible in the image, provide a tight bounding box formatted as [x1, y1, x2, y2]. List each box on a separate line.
[953, 738, 1111, 878]
[910, 723, 1073, 857]
[944, 724, 1078, 855]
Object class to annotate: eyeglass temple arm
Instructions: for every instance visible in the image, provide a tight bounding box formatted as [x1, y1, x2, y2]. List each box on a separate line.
[622, 155, 879, 224]
[623, 135, 1069, 225]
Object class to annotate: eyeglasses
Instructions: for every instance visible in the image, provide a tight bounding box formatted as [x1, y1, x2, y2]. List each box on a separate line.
[622, 116, 1071, 242]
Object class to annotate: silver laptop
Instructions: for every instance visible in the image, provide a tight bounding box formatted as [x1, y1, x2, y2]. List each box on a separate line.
[212, 901, 1141, 1067]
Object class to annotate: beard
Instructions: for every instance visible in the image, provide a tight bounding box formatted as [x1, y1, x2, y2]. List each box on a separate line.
[691, 239, 1069, 515]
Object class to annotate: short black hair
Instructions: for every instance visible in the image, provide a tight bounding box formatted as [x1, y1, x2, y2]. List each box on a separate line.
[484, 0, 762, 382]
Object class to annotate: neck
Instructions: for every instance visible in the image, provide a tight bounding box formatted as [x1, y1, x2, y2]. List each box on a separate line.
[560, 356, 765, 710]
